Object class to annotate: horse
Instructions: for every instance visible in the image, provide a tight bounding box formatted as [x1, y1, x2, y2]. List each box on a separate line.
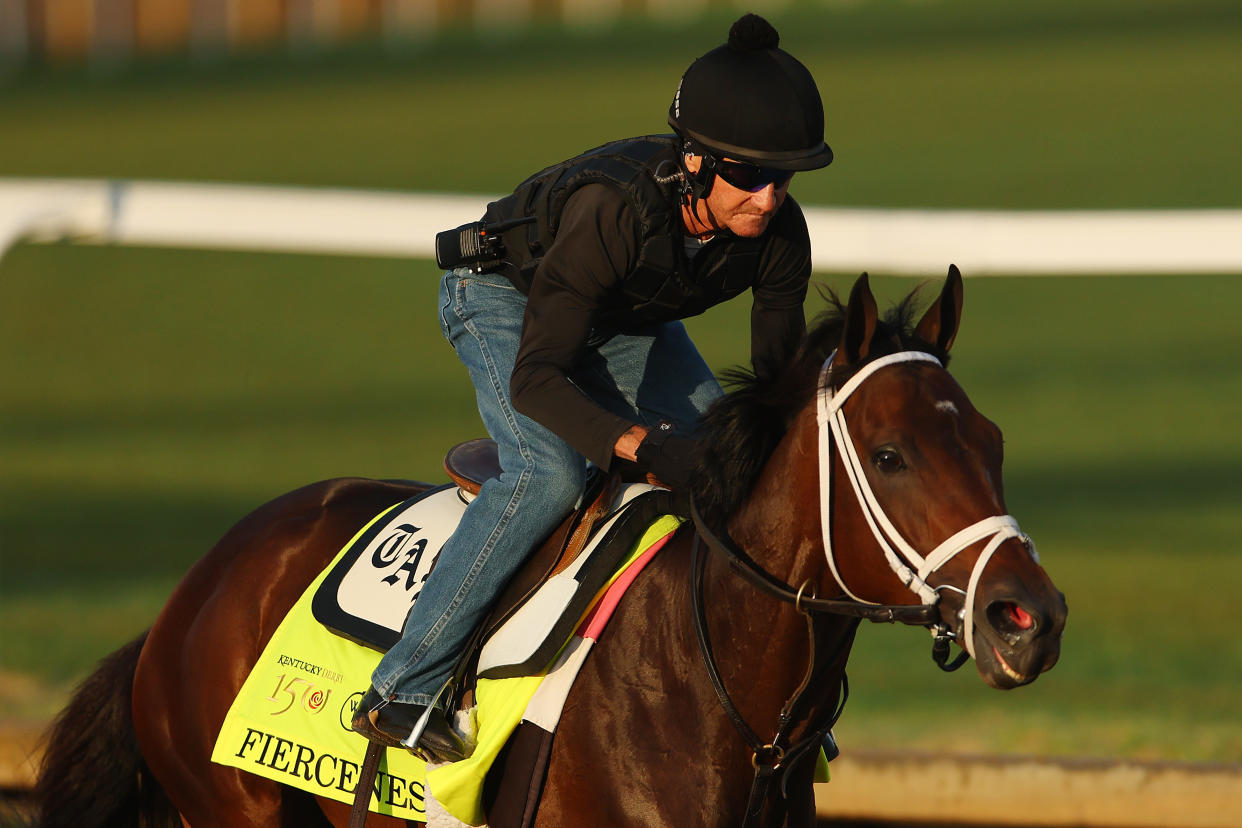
[34, 269, 1066, 828]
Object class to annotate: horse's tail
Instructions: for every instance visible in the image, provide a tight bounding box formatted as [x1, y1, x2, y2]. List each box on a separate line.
[34, 631, 180, 828]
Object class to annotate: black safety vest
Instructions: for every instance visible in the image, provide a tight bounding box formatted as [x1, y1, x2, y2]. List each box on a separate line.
[483, 135, 764, 324]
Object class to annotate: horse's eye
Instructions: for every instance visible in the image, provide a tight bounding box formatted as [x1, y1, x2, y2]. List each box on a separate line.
[873, 448, 906, 473]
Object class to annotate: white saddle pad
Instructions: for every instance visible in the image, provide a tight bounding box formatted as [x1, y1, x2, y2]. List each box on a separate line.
[312, 484, 466, 651]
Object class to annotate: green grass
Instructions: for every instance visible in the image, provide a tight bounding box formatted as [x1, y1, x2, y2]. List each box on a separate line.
[2, 0, 1240, 207]
[2, 0, 1241, 762]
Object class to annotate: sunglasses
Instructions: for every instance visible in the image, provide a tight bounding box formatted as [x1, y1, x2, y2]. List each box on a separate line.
[712, 158, 794, 192]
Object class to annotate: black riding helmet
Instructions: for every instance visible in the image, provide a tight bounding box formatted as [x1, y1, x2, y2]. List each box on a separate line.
[668, 14, 832, 197]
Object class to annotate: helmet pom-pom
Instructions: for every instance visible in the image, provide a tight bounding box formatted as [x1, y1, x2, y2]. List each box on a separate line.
[728, 14, 780, 52]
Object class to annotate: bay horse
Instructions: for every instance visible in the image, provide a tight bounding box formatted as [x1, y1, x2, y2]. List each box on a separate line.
[35, 269, 1066, 828]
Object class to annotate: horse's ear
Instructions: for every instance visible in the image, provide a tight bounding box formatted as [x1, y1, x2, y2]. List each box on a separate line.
[834, 273, 878, 366]
[915, 264, 965, 354]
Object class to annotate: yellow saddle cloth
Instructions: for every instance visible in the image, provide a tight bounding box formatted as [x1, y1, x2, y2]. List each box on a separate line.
[211, 506, 684, 822]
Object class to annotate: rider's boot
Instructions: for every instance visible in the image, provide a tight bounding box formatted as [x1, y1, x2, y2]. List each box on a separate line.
[351, 687, 470, 763]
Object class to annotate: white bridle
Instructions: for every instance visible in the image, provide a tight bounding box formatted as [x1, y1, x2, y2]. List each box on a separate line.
[815, 351, 1038, 659]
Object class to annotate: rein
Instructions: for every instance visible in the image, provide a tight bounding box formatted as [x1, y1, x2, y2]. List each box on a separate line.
[686, 349, 1038, 826]
[688, 495, 953, 821]
[688, 502, 942, 828]
[689, 531, 850, 827]
[690, 500, 937, 626]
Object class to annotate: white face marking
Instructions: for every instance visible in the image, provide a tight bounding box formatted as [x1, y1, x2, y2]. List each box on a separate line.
[935, 400, 959, 415]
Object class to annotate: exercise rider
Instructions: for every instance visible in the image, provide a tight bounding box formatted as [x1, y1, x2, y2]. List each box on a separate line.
[353, 13, 835, 761]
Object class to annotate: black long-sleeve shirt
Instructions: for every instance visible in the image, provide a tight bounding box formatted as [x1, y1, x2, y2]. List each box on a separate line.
[508, 183, 811, 469]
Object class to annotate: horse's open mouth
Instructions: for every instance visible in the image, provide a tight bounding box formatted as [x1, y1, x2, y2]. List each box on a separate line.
[991, 646, 1028, 683]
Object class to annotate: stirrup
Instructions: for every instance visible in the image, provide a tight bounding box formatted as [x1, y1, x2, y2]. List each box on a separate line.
[400, 675, 469, 763]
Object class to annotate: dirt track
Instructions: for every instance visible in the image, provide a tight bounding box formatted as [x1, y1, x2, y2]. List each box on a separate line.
[0, 726, 39, 792]
[816, 750, 1242, 827]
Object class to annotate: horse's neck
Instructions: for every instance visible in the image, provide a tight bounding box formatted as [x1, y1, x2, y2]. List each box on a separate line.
[699, 549, 857, 724]
[727, 407, 821, 588]
[703, 408, 857, 737]
[545, 416, 848, 824]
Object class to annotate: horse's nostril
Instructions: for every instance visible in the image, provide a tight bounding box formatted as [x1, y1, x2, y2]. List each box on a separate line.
[986, 600, 1038, 644]
[1009, 603, 1034, 630]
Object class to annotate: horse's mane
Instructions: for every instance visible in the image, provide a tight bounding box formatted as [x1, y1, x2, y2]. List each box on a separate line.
[694, 284, 952, 526]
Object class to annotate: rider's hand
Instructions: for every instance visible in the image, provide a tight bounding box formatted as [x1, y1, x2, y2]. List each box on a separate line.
[635, 422, 698, 490]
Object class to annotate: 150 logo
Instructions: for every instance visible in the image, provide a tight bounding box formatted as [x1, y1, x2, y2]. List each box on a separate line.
[266, 673, 332, 716]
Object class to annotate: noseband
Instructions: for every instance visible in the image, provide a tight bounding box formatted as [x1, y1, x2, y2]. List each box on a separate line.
[688, 349, 1038, 825]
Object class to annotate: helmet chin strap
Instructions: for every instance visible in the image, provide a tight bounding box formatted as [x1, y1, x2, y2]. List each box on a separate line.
[816, 351, 1038, 660]
[687, 154, 717, 202]
[676, 168, 721, 239]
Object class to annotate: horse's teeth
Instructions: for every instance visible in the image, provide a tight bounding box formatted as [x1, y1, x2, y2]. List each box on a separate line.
[993, 646, 1026, 681]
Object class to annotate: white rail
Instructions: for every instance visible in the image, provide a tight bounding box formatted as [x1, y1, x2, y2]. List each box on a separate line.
[2, 178, 1240, 275]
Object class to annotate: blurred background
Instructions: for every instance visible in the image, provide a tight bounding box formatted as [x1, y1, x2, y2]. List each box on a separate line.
[2, 0, 1241, 823]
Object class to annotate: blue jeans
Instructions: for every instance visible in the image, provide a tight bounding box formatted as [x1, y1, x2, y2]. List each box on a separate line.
[370, 268, 722, 704]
